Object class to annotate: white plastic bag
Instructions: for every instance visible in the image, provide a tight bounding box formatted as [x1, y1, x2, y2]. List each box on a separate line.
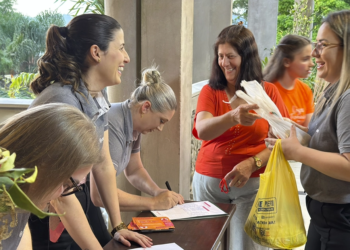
[233, 80, 311, 146]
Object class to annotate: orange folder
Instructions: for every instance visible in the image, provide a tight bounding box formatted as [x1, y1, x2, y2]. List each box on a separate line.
[128, 217, 175, 232]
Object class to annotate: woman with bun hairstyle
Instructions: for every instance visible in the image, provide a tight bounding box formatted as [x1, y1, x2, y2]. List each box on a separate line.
[28, 14, 152, 249]
[91, 67, 184, 211]
[0, 103, 101, 249]
[264, 34, 315, 126]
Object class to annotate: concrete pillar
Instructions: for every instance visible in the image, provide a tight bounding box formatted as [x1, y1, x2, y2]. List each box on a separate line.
[106, 0, 141, 103]
[105, 0, 141, 224]
[247, 0, 279, 60]
[140, 0, 193, 200]
[192, 0, 232, 83]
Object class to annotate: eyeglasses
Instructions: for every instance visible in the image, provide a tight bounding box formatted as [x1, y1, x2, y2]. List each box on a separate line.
[60, 177, 83, 197]
[311, 41, 342, 55]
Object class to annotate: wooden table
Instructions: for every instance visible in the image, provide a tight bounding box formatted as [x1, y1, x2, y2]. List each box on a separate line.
[103, 203, 236, 250]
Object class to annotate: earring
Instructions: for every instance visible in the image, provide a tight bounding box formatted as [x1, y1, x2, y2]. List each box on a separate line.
[98, 58, 100, 63]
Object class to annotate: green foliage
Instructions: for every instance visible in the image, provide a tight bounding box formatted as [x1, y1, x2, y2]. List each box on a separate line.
[232, 0, 248, 24]
[55, 0, 104, 16]
[8, 72, 37, 99]
[0, 0, 65, 98]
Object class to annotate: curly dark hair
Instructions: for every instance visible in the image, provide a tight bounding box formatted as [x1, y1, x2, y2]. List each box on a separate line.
[209, 25, 263, 91]
[30, 14, 122, 95]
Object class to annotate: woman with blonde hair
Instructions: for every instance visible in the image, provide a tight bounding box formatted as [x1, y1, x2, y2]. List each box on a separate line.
[97, 67, 184, 212]
[266, 10, 350, 249]
[0, 103, 101, 249]
[264, 34, 315, 126]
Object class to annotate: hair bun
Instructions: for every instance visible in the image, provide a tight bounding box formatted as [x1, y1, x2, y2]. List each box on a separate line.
[141, 67, 162, 86]
[58, 26, 68, 38]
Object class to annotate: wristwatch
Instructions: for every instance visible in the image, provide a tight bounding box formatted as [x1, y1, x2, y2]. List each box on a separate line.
[252, 156, 263, 170]
[111, 222, 128, 236]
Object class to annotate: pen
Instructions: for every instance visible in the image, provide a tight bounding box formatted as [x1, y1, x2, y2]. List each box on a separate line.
[165, 181, 172, 191]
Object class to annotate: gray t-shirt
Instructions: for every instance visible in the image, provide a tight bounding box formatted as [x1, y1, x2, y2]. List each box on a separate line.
[108, 100, 141, 176]
[29, 81, 110, 149]
[0, 212, 30, 249]
[301, 84, 350, 204]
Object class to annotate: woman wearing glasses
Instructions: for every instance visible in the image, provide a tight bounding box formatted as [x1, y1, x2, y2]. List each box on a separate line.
[28, 14, 152, 250]
[0, 103, 101, 249]
[263, 34, 315, 126]
[266, 10, 350, 249]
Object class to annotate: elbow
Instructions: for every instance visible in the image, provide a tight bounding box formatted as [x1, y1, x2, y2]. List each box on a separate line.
[196, 130, 211, 141]
[91, 195, 104, 208]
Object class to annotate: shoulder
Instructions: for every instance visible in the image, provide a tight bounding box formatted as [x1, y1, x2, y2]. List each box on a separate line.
[30, 83, 80, 109]
[296, 79, 312, 92]
[108, 102, 126, 137]
[263, 81, 279, 96]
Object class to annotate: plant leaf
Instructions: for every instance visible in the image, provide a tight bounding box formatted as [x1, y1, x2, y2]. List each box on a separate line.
[0, 153, 16, 172]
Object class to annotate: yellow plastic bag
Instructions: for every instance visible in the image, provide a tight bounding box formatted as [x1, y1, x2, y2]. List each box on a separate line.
[244, 140, 307, 249]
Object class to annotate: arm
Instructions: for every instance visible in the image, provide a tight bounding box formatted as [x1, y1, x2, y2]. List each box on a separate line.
[124, 152, 184, 208]
[223, 148, 272, 188]
[17, 223, 32, 250]
[196, 103, 260, 141]
[50, 195, 102, 250]
[303, 113, 313, 127]
[90, 153, 184, 211]
[90, 130, 152, 248]
[268, 125, 350, 182]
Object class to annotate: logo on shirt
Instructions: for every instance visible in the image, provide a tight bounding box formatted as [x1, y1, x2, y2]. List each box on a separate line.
[290, 106, 305, 124]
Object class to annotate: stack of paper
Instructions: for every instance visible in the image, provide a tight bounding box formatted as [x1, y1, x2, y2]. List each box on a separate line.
[151, 201, 227, 220]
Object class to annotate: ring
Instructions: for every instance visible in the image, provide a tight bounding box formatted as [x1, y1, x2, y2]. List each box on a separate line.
[237, 180, 242, 185]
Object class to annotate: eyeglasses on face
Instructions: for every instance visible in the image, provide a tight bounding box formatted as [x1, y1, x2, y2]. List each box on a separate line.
[60, 177, 83, 197]
[311, 41, 343, 55]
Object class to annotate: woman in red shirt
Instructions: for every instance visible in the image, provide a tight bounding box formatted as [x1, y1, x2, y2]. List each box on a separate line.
[192, 24, 289, 250]
[263, 34, 315, 126]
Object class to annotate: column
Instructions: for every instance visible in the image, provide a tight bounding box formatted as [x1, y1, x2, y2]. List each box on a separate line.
[247, 0, 279, 60]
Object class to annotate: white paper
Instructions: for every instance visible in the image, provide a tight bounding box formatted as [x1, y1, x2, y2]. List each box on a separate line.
[151, 201, 227, 220]
[130, 243, 183, 250]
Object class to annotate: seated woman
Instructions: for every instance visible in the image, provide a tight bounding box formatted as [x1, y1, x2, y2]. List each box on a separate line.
[0, 103, 101, 249]
[93, 67, 184, 211]
[264, 34, 315, 126]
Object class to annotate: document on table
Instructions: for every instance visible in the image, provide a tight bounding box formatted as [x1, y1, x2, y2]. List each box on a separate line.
[151, 201, 227, 220]
[130, 243, 183, 250]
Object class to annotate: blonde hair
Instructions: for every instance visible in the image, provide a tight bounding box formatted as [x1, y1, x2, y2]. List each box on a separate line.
[314, 10, 350, 116]
[0, 103, 101, 205]
[129, 66, 177, 113]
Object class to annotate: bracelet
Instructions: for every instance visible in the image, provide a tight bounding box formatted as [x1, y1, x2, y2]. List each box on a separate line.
[111, 222, 127, 236]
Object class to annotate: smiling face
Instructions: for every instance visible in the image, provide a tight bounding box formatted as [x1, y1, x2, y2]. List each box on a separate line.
[285, 44, 314, 79]
[218, 43, 242, 86]
[99, 29, 130, 87]
[313, 22, 343, 84]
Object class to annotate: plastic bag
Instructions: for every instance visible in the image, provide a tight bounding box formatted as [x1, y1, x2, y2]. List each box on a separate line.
[234, 80, 311, 146]
[244, 140, 307, 249]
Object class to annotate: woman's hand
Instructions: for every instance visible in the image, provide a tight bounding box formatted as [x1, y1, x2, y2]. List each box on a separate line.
[152, 190, 185, 210]
[229, 103, 261, 126]
[223, 158, 255, 188]
[265, 125, 303, 161]
[114, 229, 153, 248]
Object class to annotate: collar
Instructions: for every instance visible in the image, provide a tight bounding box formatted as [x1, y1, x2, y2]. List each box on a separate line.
[74, 80, 111, 122]
[121, 100, 139, 143]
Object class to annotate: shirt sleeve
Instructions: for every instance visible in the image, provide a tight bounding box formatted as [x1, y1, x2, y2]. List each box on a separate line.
[336, 91, 350, 154]
[132, 134, 141, 154]
[192, 85, 217, 139]
[264, 82, 290, 118]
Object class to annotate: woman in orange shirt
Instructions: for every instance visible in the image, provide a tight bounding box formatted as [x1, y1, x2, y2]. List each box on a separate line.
[192, 24, 289, 250]
[264, 34, 315, 126]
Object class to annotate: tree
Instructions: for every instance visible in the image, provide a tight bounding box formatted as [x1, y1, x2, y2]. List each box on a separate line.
[232, 0, 248, 24]
[55, 0, 104, 16]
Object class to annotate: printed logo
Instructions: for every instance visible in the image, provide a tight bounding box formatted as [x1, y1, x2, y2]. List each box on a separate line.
[256, 198, 277, 214]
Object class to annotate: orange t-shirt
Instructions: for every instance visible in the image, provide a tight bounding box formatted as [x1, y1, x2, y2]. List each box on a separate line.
[192, 82, 290, 179]
[274, 79, 314, 125]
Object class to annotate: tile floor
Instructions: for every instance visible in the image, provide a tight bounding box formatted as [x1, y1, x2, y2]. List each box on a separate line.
[290, 161, 310, 250]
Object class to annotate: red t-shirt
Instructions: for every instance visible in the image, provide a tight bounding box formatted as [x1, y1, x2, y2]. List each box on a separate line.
[192, 82, 290, 179]
[274, 79, 314, 125]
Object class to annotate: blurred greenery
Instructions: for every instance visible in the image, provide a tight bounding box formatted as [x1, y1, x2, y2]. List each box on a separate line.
[54, 0, 104, 16]
[0, 0, 64, 99]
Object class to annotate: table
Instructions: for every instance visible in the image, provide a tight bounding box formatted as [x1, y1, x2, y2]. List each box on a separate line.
[103, 203, 236, 250]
